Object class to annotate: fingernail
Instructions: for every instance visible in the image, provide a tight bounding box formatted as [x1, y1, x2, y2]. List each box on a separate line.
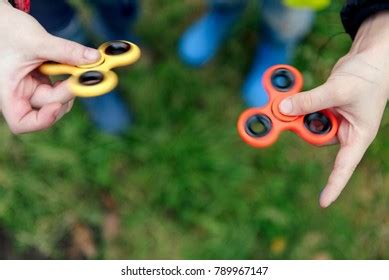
[320, 199, 331, 208]
[319, 191, 332, 208]
[84, 48, 100, 61]
[280, 98, 293, 114]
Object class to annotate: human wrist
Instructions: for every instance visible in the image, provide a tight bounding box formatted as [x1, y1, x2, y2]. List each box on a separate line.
[350, 12, 389, 100]
[341, 0, 389, 39]
[351, 12, 389, 59]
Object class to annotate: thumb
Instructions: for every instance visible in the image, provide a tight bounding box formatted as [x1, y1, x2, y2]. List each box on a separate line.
[279, 83, 337, 116]
[39, 34, 100, 66]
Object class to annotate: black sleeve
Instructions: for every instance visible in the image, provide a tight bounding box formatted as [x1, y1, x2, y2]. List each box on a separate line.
[341, 0, 389, 40]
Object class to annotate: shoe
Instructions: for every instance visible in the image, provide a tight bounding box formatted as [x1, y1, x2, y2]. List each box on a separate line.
[178, 6, 244, 67]
[80, 91, 132, 135]
[242, 41, 293, 107]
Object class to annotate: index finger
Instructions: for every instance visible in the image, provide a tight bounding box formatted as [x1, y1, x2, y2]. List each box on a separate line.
[319, 140, 369, 208]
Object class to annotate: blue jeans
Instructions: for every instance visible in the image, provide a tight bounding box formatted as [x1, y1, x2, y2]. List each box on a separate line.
[30, 0, 311, 49]
[30, 0, 139, 42]
[210, 0, 315, 46]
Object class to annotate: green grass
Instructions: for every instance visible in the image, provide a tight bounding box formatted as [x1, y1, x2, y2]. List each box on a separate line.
[0, 0, 388, 259]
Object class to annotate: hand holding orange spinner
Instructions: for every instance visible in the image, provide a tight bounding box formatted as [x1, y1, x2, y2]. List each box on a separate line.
[237, 65, 339, 148]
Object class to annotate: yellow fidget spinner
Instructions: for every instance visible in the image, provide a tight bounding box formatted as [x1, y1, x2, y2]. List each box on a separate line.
[39, 40, 141, 98]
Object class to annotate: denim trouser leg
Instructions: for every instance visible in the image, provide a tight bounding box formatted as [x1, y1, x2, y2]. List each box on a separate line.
[208, 0, 247, 9]
[207, 0, 314, 47]
[30, 0, 139, 42]
[261, 0, 314, 46]
[30, 0, 74, 32]
[90, 0, 139, 34]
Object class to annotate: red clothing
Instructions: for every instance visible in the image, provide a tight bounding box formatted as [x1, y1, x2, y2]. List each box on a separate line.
[11, 0, 31, 13]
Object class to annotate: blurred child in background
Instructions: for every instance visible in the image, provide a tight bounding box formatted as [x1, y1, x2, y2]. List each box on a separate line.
[178, 0, 321, 107]
[30, 0, 139, 134]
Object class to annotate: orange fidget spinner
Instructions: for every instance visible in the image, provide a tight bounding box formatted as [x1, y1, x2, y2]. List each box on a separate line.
[237, 65, 339, 148]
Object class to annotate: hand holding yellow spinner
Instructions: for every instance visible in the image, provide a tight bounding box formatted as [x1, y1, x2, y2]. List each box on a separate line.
[39, 40, 141, 98]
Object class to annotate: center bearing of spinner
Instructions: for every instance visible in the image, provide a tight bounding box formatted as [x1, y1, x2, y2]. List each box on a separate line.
[271, 96, 298, 122]
[78, 56, 105, 69]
